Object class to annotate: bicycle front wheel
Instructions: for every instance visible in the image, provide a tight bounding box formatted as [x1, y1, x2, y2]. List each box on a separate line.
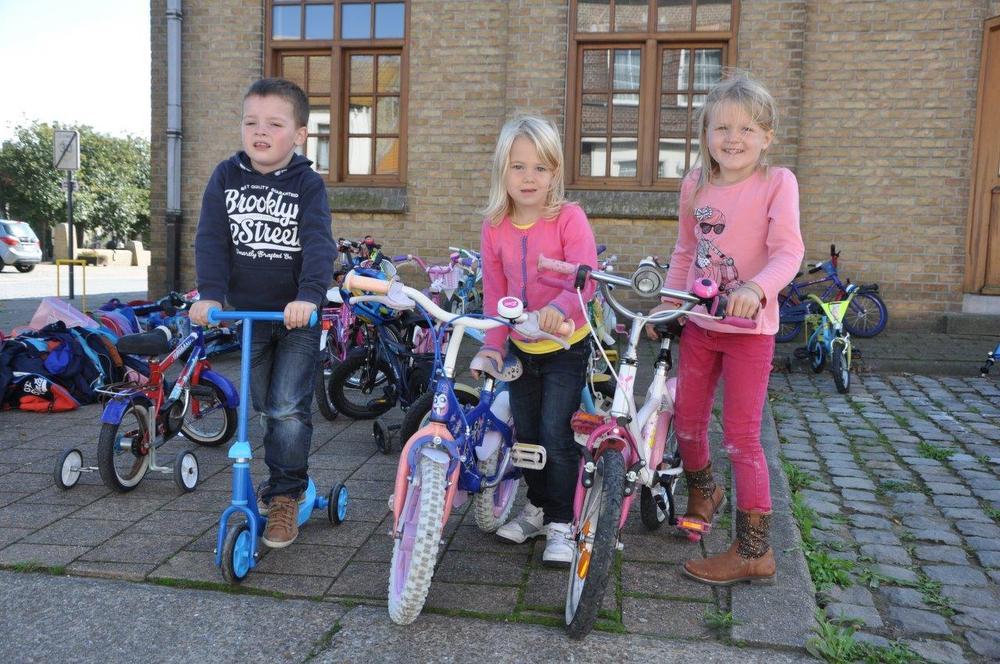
[843, 291, 888, 338]
[831, 339, 851, 394]
[328, 350, 395, 419]
[97, 404, 151, 492]
[565, 448, 625, 639]
[387, 459, 448, 625]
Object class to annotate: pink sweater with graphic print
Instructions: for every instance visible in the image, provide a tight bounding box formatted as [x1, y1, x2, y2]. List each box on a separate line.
[665, 167, 804, 335]
[480, 203, 598, 352]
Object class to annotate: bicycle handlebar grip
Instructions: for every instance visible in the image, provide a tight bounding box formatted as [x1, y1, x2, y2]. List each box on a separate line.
[719, 315, 757, 329]
[537, 254, 577, 275]
[343, 273, 392, 295]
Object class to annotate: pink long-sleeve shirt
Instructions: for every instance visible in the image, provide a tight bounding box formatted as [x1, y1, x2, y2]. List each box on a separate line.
[480, 203, 598, 352]
[664, 167, 804, 335]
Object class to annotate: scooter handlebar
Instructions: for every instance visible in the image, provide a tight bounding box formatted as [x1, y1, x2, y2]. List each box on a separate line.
[206, 308, 318, 327]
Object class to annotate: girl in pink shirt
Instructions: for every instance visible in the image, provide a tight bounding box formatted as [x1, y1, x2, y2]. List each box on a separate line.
[474, 116, 598, 566]
[652, 76, 804, 586]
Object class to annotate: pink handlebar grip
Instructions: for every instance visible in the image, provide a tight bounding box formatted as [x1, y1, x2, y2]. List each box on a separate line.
[343, 273, 391, 295]
[719, 315, 757, 329]
[537, 254, 577, 275]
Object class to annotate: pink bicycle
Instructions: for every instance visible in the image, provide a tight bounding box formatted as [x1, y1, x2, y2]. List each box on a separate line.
[537, 254, 754, 639]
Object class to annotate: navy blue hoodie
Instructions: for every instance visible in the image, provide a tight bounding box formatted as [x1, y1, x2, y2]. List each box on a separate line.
[195, 152, 334, 312]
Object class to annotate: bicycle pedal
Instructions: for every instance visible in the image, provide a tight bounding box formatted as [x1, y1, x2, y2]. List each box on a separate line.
[510, 443, 546, 470]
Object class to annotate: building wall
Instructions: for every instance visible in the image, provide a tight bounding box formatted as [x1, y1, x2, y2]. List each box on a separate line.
[149, 0, 994, 326]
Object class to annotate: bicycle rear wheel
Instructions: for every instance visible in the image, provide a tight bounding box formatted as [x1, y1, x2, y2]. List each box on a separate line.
[565, 449, 625, 639]
[775, 293, 803, 343]
[640, 417, 679, 531]
[843, 291, 888, 338]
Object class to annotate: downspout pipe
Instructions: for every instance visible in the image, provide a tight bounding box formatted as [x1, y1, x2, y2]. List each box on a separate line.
[165, 0, 183, 291]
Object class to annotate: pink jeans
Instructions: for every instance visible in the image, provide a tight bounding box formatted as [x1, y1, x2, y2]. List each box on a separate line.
[674, 323, 775, 511]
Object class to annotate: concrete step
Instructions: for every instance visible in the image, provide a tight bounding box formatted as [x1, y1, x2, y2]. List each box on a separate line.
[944, 312, 1000, 336]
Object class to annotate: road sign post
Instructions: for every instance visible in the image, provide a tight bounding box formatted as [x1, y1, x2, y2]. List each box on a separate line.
[53, 130, 80, 299]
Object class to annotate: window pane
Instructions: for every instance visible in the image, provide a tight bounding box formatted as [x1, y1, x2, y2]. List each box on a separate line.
[348, 137, 372, 174]
[579, 137, 607, 177]
[282, 56, 306, 88]
[377, 55, 401, 92]
[657, 0, 691, 31]
[610, 138, 637, 177]
[660, 49, 683, 92]
[657, 139, 686, 178]
[350, 55, 374, 93]
[577, 0, 610, 32]
[307, 135, 330, 173]
[375, 3, 405, 38]
[696, 0, 731, 31]
[304, 4, 333, 39]
[659, 96, 686, 136]
[611, 93, 638, 134]
[375, 137, 399, 174]
[376, 97, 400, 133]
[582, 50, 610, 91]
[308, 104, 331, 135]
[693, 49, 722, 90]
[308, 56, 331, 94]
[614, 0, 647, 32]
[581, 94, 608, 134]
[690, 136, 700, 168]
[349, 96, 373, 134]
[342, 3, 371, 39]
[273, 5, 301, 39]
[613, 49, 640, 90]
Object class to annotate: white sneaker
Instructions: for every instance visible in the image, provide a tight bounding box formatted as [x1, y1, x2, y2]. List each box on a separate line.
[542, 522, 574, 566]
[496, 502, 545, 543]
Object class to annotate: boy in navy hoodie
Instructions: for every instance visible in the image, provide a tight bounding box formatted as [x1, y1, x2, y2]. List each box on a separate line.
[190, 78, 334, 548]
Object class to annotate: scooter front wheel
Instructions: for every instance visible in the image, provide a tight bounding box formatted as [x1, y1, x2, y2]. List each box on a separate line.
[221, 522, 253, 584]
[387, 459, 447, 625]
[565, 449, 625, 639]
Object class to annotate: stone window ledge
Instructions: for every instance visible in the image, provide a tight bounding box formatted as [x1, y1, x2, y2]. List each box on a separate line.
[569, 189, 679, 220]
[327, 186, 407, 213]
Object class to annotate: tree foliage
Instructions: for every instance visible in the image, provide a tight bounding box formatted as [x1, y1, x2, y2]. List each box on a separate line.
[0, 122, 150, 249]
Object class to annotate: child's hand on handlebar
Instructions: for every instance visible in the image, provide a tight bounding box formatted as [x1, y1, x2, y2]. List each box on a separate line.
[189, 299, 221, 326]
[470, 349, 504, 380]
[284, 300, 317, 329]
[726, 283, 764, 319]
[536, 305, 567, 336]
[644, 301, 681, 340]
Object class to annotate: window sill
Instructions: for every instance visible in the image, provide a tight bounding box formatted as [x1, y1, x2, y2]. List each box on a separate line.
[568, 189, 679, 220]
[327, 185, 407, 213]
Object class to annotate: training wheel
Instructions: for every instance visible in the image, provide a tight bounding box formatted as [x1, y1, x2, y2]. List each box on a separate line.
[221, 522, 252, 584]
[373, 420, 391, 454]
[54, 448, 83, 490]
[328, 483, 348, 525]
[174, 450, 199, 492]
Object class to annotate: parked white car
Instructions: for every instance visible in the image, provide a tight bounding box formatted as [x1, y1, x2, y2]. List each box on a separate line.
[0, 219, 43, 273]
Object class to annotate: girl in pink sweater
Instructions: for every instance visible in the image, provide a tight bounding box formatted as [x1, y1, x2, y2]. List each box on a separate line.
[474, 116, 597, 565]
[651, 76, 804, 585]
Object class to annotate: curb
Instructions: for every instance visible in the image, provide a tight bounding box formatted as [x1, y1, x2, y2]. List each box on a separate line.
[730, 401, 817, 650]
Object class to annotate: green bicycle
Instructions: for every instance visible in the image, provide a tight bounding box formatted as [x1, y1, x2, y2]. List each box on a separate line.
[804, 284, 858, 394]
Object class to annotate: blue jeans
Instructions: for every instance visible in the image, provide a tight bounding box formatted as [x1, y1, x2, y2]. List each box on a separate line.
[508, 337, 589, 524]
[250, 321, 320, 500]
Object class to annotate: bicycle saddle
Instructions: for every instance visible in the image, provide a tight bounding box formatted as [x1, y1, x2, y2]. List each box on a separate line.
[116, 327, 172, 356]
[470, 354, 523, 382]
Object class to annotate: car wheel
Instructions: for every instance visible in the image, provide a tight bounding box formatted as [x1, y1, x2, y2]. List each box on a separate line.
[15, 264, 35, 273]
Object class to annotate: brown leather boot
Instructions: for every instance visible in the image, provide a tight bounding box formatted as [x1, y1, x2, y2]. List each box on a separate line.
[682, 509, 776, 585]
[676, 463, 726, 539]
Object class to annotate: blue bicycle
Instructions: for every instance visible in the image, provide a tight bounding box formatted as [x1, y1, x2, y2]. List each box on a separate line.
[777, 244, 888, 342]
[208, 309, 348, 585]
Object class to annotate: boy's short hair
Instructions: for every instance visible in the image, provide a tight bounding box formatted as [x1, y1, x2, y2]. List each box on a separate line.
[244, 78, 310, 129]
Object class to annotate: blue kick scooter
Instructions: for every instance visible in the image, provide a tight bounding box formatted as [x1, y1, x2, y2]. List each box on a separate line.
[209, 309, 349, 584]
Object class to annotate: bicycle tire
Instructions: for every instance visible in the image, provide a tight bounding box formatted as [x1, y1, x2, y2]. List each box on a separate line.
[831, 339, 850, 394]
[565, 449, 625, 639]
[842, 291, 888, 338]
[399, 387, 479, 452]
[97, 404, 151, 492]
[775, 293, 803, 343]
[181, 375, 237, 446]
[328, 350, 395, 419]
[387, 459, 448, 625]
[314, 345, 340, 420]
[640, 417, 678, 531]
[473, 433, 519, 533]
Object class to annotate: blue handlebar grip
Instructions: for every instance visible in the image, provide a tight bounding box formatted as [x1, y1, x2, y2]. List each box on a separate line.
[206, 308, 318, 326]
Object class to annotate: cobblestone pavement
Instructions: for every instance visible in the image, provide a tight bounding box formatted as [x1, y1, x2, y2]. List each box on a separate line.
[769, 371, 1000, 662]
[0, 355, 739, 644]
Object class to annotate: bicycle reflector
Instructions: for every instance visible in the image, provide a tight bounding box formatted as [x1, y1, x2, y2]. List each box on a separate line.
[676, 517, 709, 534]
[631, 257, 663, 297]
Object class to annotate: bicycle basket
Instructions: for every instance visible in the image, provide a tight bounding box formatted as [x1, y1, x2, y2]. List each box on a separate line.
[429, 265, 461, 292]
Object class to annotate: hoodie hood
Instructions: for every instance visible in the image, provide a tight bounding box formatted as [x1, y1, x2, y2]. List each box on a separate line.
[231, 151, 314, 181]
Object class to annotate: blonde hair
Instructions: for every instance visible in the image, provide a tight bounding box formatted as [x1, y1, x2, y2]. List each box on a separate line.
[690, 74, 778, 199]
[482, 115, 568, 226]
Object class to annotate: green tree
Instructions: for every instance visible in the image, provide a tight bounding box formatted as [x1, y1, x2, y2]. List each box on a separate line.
[0, 122, 150, 253]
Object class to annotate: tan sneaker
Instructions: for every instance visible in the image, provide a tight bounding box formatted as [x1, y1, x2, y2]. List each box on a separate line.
[262, 494, 299, 548]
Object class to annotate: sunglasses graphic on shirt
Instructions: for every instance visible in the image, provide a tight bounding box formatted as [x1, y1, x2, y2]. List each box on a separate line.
[699, 222, 725, 234]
